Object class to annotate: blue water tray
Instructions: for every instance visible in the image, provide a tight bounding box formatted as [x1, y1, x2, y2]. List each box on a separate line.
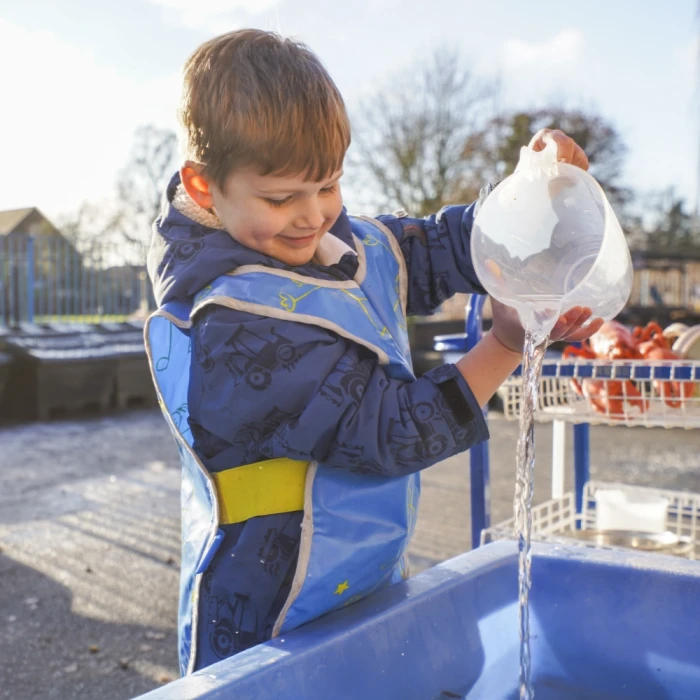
[137, 541, 700, 699]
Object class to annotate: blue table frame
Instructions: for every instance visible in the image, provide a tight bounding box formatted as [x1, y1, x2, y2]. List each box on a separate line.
[434, 294, 592, 547]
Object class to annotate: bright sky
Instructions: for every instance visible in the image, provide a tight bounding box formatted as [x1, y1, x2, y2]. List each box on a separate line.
[0, 0, 698, 220]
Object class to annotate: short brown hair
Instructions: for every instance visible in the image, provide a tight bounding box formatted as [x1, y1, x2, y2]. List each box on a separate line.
[179, 29, 351, 189]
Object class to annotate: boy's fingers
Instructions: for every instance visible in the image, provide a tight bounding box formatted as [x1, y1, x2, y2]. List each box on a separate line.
[529, 128, 550, 151]
[551, 131, 575, 164]
[564, 317, 604, 343]
[530, 128, 589, 170]
[552, 306, 586, 338]
[572, 145, 590, 171]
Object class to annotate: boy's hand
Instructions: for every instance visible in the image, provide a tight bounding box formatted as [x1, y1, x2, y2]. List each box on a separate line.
[490, 298, 604, 354]
[456, 301, 603, 408]
[529, 128, 589, 170]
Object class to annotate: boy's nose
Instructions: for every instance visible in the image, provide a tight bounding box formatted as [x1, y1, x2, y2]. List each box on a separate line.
[295, 201, 325, 231]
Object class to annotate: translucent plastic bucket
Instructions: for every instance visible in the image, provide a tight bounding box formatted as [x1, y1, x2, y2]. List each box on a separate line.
[471, 140, 633, 340]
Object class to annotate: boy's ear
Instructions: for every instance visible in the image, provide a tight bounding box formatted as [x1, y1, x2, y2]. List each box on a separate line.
[180, 163, 215, 209]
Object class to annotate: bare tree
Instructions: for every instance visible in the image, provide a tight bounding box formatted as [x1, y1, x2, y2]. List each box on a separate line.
[115, 125, 178, 260]
[464, 108, 631, 211]
[58, 201, 126, 249]
[349, 50, 499, 216]
[59, 125, 178, 264]
[349, 54, 633, 224]
[628, 188, 700, 252]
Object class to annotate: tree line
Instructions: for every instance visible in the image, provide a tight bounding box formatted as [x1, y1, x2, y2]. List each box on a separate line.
[60, 51, 699, 262]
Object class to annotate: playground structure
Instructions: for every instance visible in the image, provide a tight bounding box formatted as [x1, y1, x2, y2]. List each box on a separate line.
[136, 295, 700, 699]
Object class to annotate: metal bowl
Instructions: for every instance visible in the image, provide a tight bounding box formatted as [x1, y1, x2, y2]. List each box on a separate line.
[567, 529, 694, 556]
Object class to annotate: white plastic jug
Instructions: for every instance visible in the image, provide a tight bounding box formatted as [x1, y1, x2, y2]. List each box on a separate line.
[471, 140, 633, 340]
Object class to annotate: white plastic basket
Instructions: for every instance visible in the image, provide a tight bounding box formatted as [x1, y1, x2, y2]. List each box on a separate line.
[481, 481, 700, 560]
[503, 359, 700, 429]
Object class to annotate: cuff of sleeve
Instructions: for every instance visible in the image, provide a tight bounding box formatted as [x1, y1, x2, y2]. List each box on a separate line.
[457, 205, 487, 295]
[423, 363, 490, 446]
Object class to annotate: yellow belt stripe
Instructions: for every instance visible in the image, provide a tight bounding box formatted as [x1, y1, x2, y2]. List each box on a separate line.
[213, 458, 309, 525]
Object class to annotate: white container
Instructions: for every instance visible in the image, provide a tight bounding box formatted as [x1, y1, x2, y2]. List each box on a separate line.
[673, 325, 700, 360]
[595, 489, 669, 533]
[471, 139, 633, 341]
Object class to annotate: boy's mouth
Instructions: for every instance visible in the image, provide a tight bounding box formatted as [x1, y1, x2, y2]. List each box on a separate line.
[278, 233, 317, 247]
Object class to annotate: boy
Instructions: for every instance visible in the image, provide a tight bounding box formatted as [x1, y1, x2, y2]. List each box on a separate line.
[146, 28, 599, 676]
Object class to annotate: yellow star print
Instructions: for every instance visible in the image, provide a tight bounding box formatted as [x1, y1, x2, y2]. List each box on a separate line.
[334, 580, 350, 595]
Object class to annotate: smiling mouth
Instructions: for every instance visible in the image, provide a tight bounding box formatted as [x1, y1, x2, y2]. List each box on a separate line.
[279, 233, 317, 245]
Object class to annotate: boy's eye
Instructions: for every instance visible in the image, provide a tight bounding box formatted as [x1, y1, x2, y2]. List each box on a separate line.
[264, 196, 293, 208]
[263, 184, 337, 208]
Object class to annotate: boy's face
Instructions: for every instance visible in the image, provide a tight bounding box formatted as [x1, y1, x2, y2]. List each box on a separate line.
[207, 167, 344, 267]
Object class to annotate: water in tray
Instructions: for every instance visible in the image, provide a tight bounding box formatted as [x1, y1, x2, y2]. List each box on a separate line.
[434, 680, 632, 699]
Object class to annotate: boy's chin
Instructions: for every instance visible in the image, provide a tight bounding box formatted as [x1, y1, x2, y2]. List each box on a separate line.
[290, 254, 315, 267]
[273, 241, 320, 267]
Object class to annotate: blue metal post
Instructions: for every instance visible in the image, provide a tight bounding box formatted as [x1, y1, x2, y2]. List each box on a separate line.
[8, 236, 17, 326]
[43, 237, 49, 320]
[465, 294, 491, 549]
[80, 243, 87, 319]
[63, 237, 70, 320]
[0, 236, 5, 324]
[573, 423, 590, 521]
[26, 236, 35, 324]
[50, 236, 56, 319]
[57, 237, 63, 319]
[97, 247, 103, 321]
[90, 250, 96, 321]
[36, 237, 43, 320]
[71, 239, 77, 318]
[108, 244, 115, 317]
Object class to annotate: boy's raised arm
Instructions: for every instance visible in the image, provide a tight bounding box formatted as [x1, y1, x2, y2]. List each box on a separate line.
[376, 203, 485, 316]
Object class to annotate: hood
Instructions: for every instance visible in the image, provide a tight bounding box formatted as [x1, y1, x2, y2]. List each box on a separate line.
[147, 172, 355, 307]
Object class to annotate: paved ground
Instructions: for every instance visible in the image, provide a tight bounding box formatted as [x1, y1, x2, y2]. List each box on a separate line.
[1, 409, 698, 699]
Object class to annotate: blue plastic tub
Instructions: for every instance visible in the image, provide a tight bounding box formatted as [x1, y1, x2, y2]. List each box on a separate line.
[137, 541, 700, 699]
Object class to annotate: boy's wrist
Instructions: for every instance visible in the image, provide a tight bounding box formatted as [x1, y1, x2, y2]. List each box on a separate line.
[489, 326, 525, 356]
[455, 332, 522, 408]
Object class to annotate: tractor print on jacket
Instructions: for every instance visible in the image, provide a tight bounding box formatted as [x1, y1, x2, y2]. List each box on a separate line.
[224, 326, 304, 391]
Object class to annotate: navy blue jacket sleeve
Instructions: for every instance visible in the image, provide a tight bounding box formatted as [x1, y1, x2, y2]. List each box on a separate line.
[376, 204, 486, 316]
[188, 305, 489, 477]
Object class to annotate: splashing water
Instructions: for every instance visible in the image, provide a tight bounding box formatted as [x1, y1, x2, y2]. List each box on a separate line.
[514, 330, 548, 700]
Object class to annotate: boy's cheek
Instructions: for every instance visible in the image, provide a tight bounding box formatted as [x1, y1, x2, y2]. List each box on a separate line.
[222, 206, 280, 241]
[326, 193, 344, 226]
